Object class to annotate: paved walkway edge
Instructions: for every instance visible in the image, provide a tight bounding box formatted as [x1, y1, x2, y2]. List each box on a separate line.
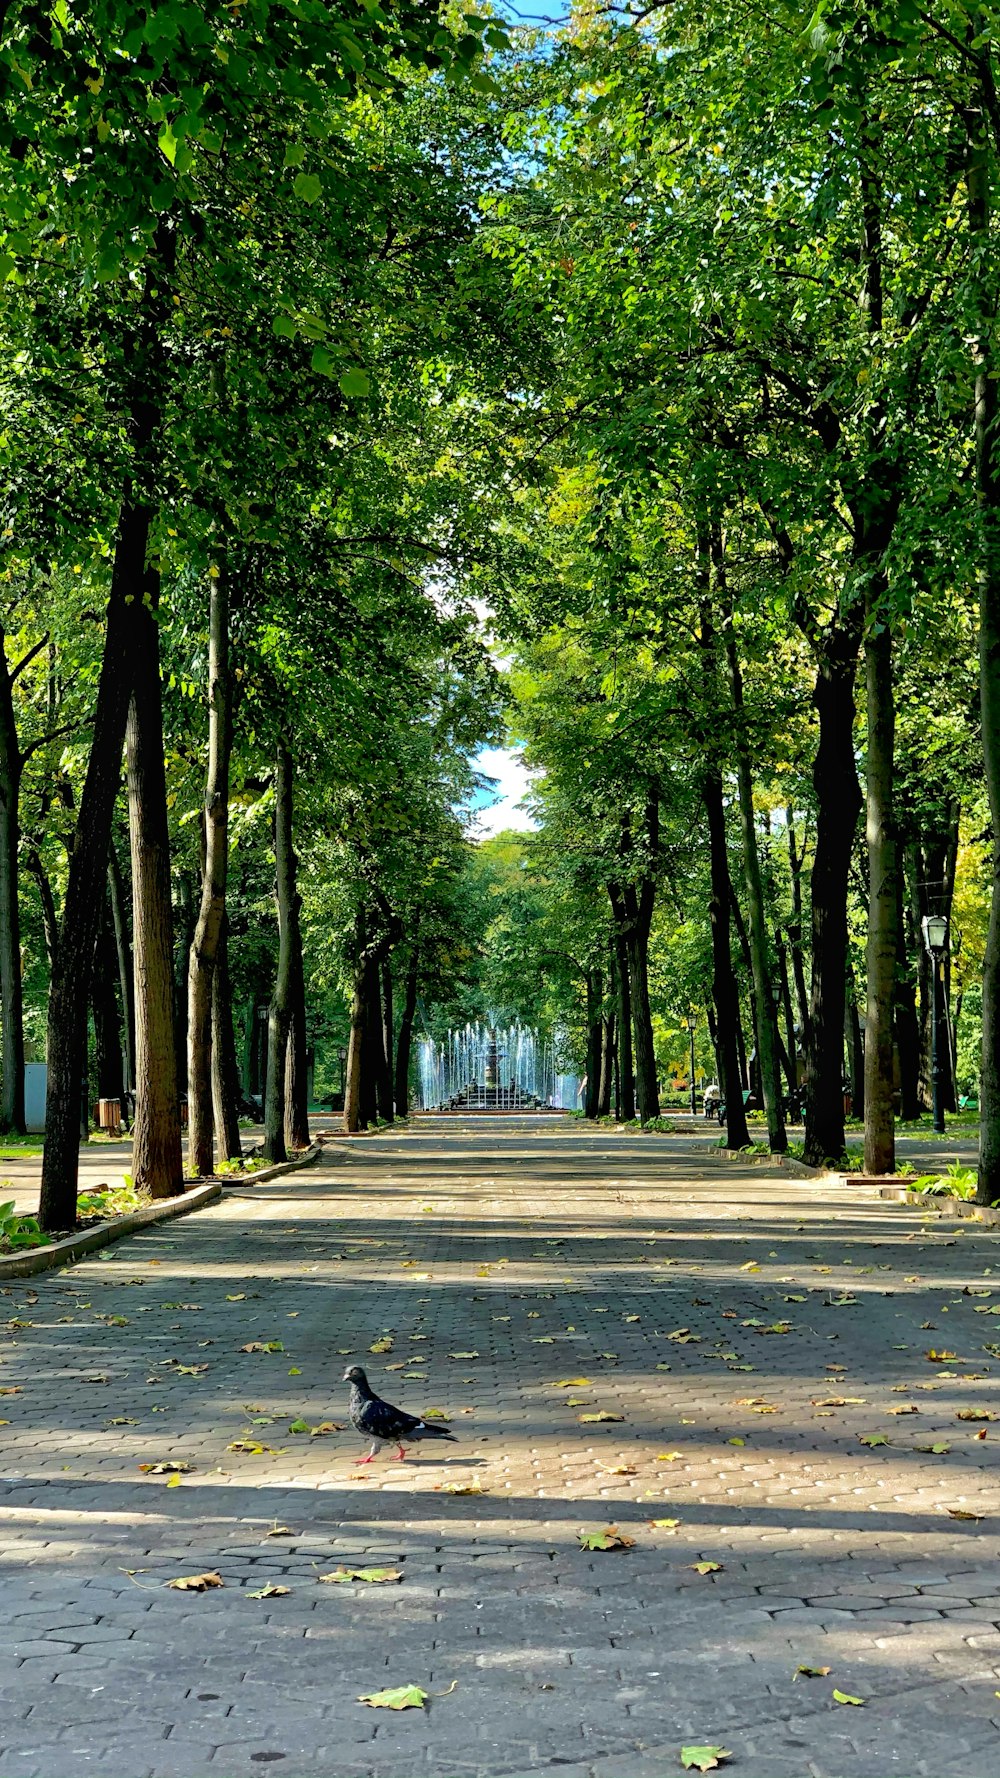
[216, 1141, 324, 1188]
[878, 1183, 1000, 1224]
[0, 1179, 223, 1280]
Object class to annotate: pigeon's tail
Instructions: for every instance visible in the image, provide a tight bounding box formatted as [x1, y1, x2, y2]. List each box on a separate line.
[413, 1420, 458, 1442]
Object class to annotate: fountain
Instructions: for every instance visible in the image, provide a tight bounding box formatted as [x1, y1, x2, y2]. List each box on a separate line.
[416, 1021, 570, 1111]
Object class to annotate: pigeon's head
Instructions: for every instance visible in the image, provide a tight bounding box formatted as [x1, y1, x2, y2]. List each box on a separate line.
[343, 1364, 369, 1387]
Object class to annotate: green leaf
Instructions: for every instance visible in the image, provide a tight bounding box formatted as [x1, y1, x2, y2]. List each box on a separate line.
[320, 1566, 403, 1584]
[292, 171, 322, 204]
[338, 368, 371, 398]
[680, 1747, 732, 1772]
[311, 347, 337, 377]
[832, 1690, 865, 1706]
[690, 1561, 723, 1575]
[288, 1418, 311, 1434]
[357, 1684, 427, 1710]
[578, 1526, 635, 1551]
[273, 315, 296, 340]
[157, 122, 178, 165]
[283, 143, 306, 169]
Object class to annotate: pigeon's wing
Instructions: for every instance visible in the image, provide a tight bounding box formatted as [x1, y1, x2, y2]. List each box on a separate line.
[356, 1392, 421, 1441]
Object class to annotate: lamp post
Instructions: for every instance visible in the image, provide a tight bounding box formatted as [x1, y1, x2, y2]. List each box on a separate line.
[921, 913, 949, 1136]
[686, 1014, 697, 1117]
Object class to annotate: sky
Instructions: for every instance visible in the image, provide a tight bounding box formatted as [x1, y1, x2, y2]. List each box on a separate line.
[467, 745, 537, 839]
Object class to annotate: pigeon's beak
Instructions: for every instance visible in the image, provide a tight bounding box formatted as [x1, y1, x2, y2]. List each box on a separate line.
[341, 1368, 352, 1382]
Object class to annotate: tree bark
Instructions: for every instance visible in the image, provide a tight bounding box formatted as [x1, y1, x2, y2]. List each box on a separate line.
[846, 970, 865, 1121]
[92, 897, 124, 1102]
[862, 608, 897, 1176]
[0, 631, 25, 1132]
[597, 976, 614, 1118]
[344, 951, 366, 1134]
[584, 968, 603, 1118]
[785, 811, 811, 1037]
[127, 570, 183, 1199]
[894, 866, 921, 1122]
[263, 740, 299, 1163]
[703, 770, 751, 1150]
[717, 532, 786, 1152]
[187, 557, 233, 1178]
[285, 923, 310, 1149]
[613, 928, 635, 1121]
[971, 82, 1000, 1199]
[107, 839, 135, 1094]
[394, 946, 419, 1118]
[211, 916, 242, 1164]
[802, 629, 864, 1166]
[40, 493, 154, 1232]
[361, 960, 383, 1126]
[377, 956, 394, 1124]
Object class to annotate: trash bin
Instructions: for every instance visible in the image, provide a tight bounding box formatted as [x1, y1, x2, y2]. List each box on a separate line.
[97, 1098, 122, 1136]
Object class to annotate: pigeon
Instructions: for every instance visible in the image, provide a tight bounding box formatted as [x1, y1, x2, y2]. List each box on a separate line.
[343, 1365, 458, 1461]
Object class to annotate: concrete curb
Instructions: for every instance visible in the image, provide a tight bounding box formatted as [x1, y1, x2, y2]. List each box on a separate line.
[0, 1180, 223, 1280]
[214, 1141, 323, 1189]
[877, 1184, 1000, 1226]
[715, 1146, 839, 1182]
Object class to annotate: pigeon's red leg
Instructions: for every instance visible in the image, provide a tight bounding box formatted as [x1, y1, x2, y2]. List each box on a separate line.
[394, 1446, 408, 1460]
[357, 1454, 375, 1464]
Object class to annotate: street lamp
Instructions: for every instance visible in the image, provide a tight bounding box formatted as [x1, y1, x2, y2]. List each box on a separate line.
[686, 1014, 697, 1117]
[921, 913, 949, 1136]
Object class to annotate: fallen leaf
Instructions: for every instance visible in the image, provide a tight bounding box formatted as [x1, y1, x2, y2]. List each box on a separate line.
[794, 1664, 831, 1679]
[947, 1507, 984, 1521]
[246, 1584, 291, 1598]
[915, 1442, 951, 1454]
[656, 1451, 684, 1462]
[166, 1472, 183, 1488]
[449, 1351, 479, 1360]
[240, 1341, 283, 1354]
[369, 1337, 393, 1354]
[578, 1526, 635, 1551]
[436, 1480, 486, 1495]
[320, 1567, 403, 1584]
[926, 1349, 957, 1361]
[602, 1464, 637, 1476]
[888, 1404, 919, 1415]
[553, 1378, 592, 1388]
[680, 1748, 731, 1773]
[690, 1561, 723, 1575]
[647, 1517, 681, 1530]
[832, 1690, 865, 1706]
[958, 1408, 998, 1421]
[264, 1527, 296, 1537]
[578, 1411, 624, 1423]
[858, 1434, 889, 1447]
[166, 1572, 223, 1592]
[225, 1293, 246, 1301]
[357, 1684, 427, 1710]
[811, 1397, 866, 1408]
[138, 1461, 191, 1475]
[727, 1436, 746, 1446]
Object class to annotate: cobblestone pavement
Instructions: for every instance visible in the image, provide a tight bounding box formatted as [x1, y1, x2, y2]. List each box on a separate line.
[3, 1114, 1000, 1778]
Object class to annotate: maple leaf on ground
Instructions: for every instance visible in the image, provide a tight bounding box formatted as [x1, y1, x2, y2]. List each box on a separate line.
[357, 1685, 427, 1710]
[690, 1561, 723, 1575]
[320, 1567, 403, 1585]
[246, 1584, 291, 1598]
[166, 1572, 223, 1591]
[680, 1746, 731, 1771]
[578, 1526, 635, 1551]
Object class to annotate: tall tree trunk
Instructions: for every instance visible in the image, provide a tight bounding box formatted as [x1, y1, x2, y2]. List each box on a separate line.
[394, 946, 419, 1118]
[624, 913, 659, 1121]
[613, 928, 634, 1121]
[775, 930, 800, 1109]
[703, 769, 751, 1150]
[894, 866, 921, 1122]
[0, 634, 25, 1133]
[344, 953, 366, 1134]
[597, 983, 614, 1119]
[802, 630, 864, 1167]
[40, 492, 154, 1233]
[187, 556, 233, 1178]
[211, 917, 242, 1164]
[846, 970, 865, 1121]
[127, 572, 182, 1200]
[263, 740, 298, 1163]
[27, 849, 59, 975]
[971, 85, 1000, 1199]
[377, 956, 394, 1124]
[863, 609, 897, 1175]
[92, 899, 124, 1102]
[108, 839, 135, 1095]
[584, 968, 603, 1119]
[360, 959, 382, 1128]
[718, 536, 786, 1152]
[786, 810, 811, 1037]
[285, 924, 310, 1149]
